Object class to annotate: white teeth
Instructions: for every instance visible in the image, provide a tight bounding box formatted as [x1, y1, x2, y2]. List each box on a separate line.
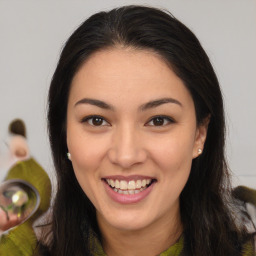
[115, 180, 120, 189]
[128, 180, 136, 190]
[141, 179, 147, 187]
[120, 180, 128, 190]
[112, 187, 147, 195]
[106, 178, 153, 194]
[136, 180, 141, 188]
[110, 179, 115, 187]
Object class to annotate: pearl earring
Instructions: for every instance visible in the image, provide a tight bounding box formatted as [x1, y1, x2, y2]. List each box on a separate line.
[67, 152, 71, 160]
[198, 148, 202, 155]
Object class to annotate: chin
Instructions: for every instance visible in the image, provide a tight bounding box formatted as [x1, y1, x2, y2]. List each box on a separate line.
[101, 210, 154, 232]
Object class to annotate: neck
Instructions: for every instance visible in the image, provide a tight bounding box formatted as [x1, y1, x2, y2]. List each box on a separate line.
[98, 209, 182, 256]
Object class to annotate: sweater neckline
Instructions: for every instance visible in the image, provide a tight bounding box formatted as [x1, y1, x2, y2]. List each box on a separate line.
[94, 234, 184, 256]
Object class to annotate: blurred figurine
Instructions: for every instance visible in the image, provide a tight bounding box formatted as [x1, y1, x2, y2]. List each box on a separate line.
[0, 119, 30, 178]
[8, 118, 30, 163]
[0, 119, 52, 256]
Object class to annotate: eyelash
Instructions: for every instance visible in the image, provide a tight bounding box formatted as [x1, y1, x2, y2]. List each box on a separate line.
[81, 115, 110, 126]
[145, 115, 175, 127]
[81, 115, 175, 127]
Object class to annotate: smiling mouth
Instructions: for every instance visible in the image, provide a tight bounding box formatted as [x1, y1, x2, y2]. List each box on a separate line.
[103, 178, 156, 195]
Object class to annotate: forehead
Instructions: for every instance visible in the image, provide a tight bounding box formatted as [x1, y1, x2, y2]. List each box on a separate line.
[69, 47, 194, 109]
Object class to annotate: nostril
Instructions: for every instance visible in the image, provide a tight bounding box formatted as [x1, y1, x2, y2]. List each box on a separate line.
[107, 147, 147, 169]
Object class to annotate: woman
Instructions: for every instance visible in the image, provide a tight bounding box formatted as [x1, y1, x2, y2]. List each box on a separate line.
[39, 5, 255, 256]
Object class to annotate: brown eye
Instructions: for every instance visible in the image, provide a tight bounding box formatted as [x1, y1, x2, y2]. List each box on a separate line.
[82, 115, 109, 126]
[91, 117, 104, 126]
[152, 117, 165, 126]
[146, 116, 174, 127]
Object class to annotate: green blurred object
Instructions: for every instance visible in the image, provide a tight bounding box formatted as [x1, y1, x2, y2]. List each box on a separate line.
[0, 158, 52, 256]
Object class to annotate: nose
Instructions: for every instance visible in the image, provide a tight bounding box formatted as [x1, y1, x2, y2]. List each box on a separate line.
[107, 125, 147, 169]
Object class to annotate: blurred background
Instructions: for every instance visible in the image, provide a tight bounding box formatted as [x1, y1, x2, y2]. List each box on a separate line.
[0, 0, 255, 188]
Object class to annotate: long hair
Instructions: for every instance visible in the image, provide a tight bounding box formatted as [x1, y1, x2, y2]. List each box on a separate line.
[44, 5, 253, 255]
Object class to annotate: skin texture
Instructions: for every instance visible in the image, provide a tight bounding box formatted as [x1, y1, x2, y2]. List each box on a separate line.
[66, 47, 208, 256]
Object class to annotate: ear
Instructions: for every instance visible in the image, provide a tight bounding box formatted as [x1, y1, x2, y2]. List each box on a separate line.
[192, 115, 210, 159]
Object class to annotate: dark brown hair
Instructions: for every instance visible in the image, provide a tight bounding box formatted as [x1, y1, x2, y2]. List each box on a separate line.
[44, 5, 253, 255]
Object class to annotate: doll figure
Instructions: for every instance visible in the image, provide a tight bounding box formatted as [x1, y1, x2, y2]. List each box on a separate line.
[0, 119, 51, 256]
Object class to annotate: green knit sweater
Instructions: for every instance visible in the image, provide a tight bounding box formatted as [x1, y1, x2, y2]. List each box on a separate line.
[93, 234, 255, 256]
[94, 235, 184, 256]
[92, 186, 256, 256]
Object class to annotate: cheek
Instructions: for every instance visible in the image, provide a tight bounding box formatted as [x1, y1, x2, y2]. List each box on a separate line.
[151, 135, 194, 201]
[67, 132, 107, 203]
[67, 128, 109, 171]
[148, 131, 196, 172]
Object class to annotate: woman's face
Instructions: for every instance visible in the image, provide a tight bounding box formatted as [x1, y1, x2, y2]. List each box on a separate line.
[67, 48, 208, 233]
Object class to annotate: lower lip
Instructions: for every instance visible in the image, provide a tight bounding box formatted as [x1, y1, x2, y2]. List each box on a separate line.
[103, 181, 155, 204]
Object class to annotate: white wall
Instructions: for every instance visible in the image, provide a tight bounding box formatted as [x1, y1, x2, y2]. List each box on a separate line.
[0, 0, 255, 188]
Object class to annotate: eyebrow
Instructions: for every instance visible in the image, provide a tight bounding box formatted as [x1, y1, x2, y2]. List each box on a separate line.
[75, 98, 114, 110]
[139, 98, 182, 111]
[74, 97, 182, 111]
